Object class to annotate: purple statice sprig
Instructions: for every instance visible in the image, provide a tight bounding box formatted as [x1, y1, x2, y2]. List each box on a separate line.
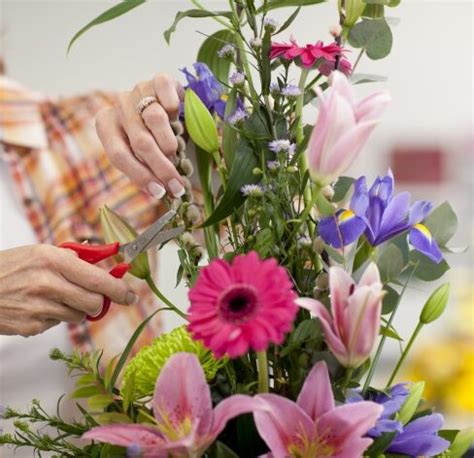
[241, 184, 265, 197]
[281, 84, 302, 98]
[227, 107, 249, 126]
[217, 44, 235, 59]
[269, 139, 296, 157]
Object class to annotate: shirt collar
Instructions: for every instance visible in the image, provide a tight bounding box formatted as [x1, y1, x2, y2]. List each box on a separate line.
[0, 76, 48, 149]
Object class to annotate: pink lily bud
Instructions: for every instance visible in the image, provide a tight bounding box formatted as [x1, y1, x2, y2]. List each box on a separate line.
[297, 262, 384, 368]
[306, 71, 390, 186]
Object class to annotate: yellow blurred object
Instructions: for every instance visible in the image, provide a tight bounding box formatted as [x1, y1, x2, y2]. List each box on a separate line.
[404, 284, 474, 415]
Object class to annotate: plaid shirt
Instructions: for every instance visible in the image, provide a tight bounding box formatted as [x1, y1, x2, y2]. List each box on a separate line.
[0, 76, 164, 361]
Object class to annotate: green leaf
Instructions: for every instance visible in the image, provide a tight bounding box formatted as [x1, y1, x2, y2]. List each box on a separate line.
[315, 192, 335, 216]
[184, 89, 219, 154]
[377, 244, 404, 284]
[291, 319, 322, 346]
[362, 3, 385, 19]
[365, 431, 397, 456]
[68, 0, 146, 52]
[95, 412, 132, 425]
[276, 6, 301, 34]
[348, 18, 393, 60]
[420, 283, 450, 324]
[423, 201, 458, 246]
[258, 0, 326, 12]
[351, 73, 388, 84]
[323, 243, 346, 264]
[121, 370, 136, 412]
[104, 354, 120, 391]
[164, 9, 232, 44]
[197, 29, 236, 83]
[409, 251, 450, 281]
[449, 428, 474, 458]
[255, 228, 274, 257]
[70, 385, 101, 399]
[332, 176, 354, 202]
[397, 381, 425, 425]
[108, 308, 166, 391]
[201, 140, 259, 227]
[223, 89, 238, 168]
[75, 374, 97, 386]
[380, 324, 403, 341]
[261, 32, 272, 95]
[382, 284, 399, 315]
[87, 393, 115, 411]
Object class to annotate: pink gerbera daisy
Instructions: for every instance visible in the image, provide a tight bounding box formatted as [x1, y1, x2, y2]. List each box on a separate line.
[188, 251, 298, 358]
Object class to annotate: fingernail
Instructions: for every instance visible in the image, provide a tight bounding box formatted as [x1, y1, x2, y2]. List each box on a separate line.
[168, 178, 185, 198]
[148, 182, 166, 199]
[126, 291, 139, 305]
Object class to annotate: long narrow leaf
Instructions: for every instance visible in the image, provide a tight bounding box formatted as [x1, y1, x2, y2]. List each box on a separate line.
[108, 307, 168, 390]
[68, 0, 146, 52]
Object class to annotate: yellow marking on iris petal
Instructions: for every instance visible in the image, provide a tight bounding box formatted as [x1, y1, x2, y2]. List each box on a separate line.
[414, 223, 432, 241]
[338, 209, 355, 223]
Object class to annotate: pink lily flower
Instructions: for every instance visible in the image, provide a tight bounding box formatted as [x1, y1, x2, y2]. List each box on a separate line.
[82, 353, 257, 457]
[253, 360, 383, 457]
[306, 71, 391, 186]
[296, 263, 384, 368]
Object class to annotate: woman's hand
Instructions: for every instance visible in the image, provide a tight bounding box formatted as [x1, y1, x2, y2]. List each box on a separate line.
[0, 245, 138, 337]
[96, 73, 186, 200]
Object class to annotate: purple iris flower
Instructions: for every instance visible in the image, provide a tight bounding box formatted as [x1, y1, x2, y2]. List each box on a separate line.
[387, 413, 450, 457]
[319, 171, 443, 263]
[348, 385, 450, 457]
[348, 384, 408, 438]
[180, 62, 226, 119]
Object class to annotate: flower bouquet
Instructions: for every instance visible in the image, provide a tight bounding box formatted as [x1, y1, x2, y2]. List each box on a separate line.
[1, 1, 472, 457]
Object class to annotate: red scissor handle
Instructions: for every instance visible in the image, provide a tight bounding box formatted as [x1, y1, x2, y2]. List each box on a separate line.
[59, 241, 121, 264]
[87, 262, 131, 321]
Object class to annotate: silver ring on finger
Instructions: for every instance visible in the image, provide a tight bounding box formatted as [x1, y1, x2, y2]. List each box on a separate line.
[136, 96, 158, 117]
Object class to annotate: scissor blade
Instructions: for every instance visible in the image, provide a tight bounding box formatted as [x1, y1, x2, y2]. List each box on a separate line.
[145, 227, 184, 251]
[121, 210, 177, 262]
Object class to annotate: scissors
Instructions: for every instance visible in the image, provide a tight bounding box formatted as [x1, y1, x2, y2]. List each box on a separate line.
[59, 210, 183, 321]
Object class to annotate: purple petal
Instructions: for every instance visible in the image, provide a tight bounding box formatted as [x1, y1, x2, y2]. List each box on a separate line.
[319, 211, 366, 248]
[408, 200, 433, 225]
[409, 226, 443, 263]
[369, 174, 393, 203]
[368, 418, 403, 437]
[403, 413, 445, 435]
[214, 99, 227, 119]
[350, 177, 369, 216]
[388, 433, 450, 456]
[378, 191, 410, 238]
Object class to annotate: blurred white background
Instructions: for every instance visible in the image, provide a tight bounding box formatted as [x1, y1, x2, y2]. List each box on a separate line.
[0, 0, 473, 436]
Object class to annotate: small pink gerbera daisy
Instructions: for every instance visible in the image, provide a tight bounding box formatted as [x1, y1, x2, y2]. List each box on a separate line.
[188, 251, 298, 358]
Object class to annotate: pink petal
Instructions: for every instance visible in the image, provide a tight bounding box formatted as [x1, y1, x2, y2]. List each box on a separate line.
[334, 438, 374, 457]
[328, 267, 354, 336]
[211, 395, 262, 438]
[317, 402, 383, 448]
[297, 361, 335, 421]
[321, 120, 378, 180]
[329, 71, 354, 107]
[82, 424, 164, 448]
[355, 91, 391, 122]
[253, 394, 314, 458]
[358, 262, 381, 287]
[153, 353, 213, 439]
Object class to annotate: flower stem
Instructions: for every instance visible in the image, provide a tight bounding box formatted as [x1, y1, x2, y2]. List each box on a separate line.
[386, 321, 424, 387]
[145, 276, 188, 320]
[362, 262, 419, 395]
[257, 350, 269, 393]
[341, 367, 354, 395]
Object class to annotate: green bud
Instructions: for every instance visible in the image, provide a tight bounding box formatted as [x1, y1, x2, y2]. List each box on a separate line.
[100, 206, 151, 280]
[252, 167, 263, 176]
[397, 381, 425, 425]
[420, 283, 450, 324]
[339, 0, 366, 27]
[286, 166, 298, 174]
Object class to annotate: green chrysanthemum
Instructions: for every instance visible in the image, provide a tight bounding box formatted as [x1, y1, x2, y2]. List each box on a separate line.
[122, 326, 226, 399]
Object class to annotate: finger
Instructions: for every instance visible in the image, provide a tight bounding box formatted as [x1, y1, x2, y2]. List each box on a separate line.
[119, 91, 185, 198]
[96, 107, 166, 199]
[18, 319, 60, 338]
[60, 282, 103, 316]
[59, 250, 138, 306]
[152, 73, 181, 121]
[35, 301, 86, 324]
[134, 80, 178, 158]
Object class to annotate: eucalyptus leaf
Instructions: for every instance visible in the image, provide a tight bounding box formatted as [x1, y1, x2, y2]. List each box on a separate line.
[164, 9, 232, 44]
[332, 176, 354, 202]
[409, 251, 450, 282]
[68, 0, 146, 52]
[348, 18, 393, 60]
[201, 140, 260, 227]
[197, 29, 236, 83]
[382, 284, 399, 314]
[423, 201, 458, 246]
[377, 244, 404, 284]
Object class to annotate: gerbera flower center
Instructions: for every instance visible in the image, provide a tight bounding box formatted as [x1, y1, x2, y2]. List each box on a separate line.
[218, 284, 259, 323]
